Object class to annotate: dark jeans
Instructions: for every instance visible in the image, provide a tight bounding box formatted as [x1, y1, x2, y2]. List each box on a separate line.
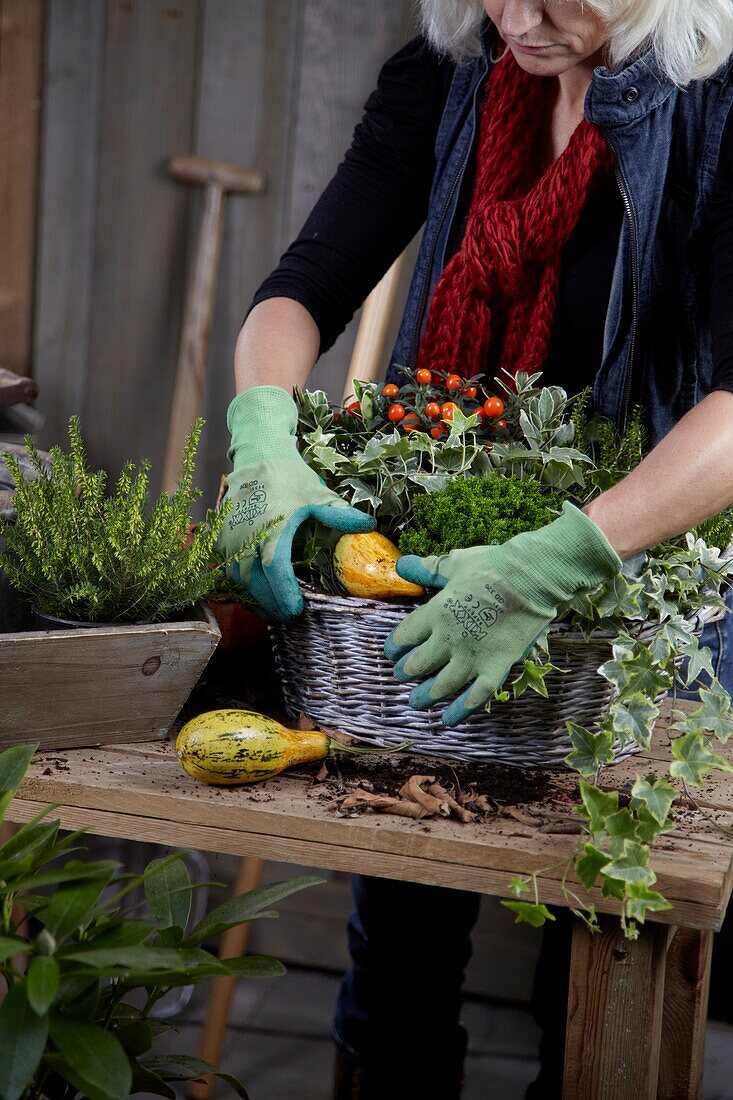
[333, 874, 731, 1097]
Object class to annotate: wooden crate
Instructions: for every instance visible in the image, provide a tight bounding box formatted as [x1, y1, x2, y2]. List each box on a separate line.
[0, 600, 220, 751]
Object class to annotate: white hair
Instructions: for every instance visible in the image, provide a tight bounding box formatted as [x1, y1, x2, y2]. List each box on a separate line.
[416, 0, 733, 86]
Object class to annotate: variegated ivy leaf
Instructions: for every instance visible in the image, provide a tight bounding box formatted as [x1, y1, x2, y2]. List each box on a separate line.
[341, 478, 382, 510]
[576, 779, 619, 834]
[599, 642, 672, 698]
[511, 659, 562, 699]
[602, 839, 656, 886]
[593, 573, 644, 619]
[624, 883, 673, 923]
[630, 774, 678, 826]
[501, 901, 557, 928]
[446, 406, 481, 435]
[672, 680, 733, 743]
[565, 723, 616, 776]
[575, 843, 610, 890]
[670, 730, 733, 786]
[608, 693, 660, 750]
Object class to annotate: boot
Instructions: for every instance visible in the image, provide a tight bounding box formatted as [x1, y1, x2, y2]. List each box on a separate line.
[332, 1024, 468, 1100]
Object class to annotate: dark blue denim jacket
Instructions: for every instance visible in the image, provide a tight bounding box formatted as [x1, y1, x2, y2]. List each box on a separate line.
[385, 20, 733, 691]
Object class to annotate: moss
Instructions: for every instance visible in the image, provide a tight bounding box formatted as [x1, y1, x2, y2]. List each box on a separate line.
[397, 475, 561, 557]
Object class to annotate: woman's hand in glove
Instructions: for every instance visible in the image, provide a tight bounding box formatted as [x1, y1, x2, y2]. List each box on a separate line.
[383, 502, 621, 727]
[218, 386, 375, 622]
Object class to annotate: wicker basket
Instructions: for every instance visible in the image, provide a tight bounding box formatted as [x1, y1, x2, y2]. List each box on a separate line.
[268, 584, 719, 769]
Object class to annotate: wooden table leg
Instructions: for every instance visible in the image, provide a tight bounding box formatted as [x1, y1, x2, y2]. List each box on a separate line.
[188, 856, 266, 1100]
[564, 915, 670, 1099]
[658, 927, 714, 1100]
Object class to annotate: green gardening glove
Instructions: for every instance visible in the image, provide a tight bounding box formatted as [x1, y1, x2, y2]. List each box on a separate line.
[384, 502, 621, 727]
[218, 386, 375, 622]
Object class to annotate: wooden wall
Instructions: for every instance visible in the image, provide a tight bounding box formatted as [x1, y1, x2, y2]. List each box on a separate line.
[29, 0, 419, 512]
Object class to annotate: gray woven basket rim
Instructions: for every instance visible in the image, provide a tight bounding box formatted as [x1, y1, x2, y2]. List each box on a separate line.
[295, 579, 724, 636]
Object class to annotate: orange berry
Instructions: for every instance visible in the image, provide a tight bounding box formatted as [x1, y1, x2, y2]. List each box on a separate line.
[425, 401, 442, 419]
[445, 374, 462, 391]
[483, 396, 505, 418]
[430, 425, 446, 440]
[402, 413, 421, 432]
[382, 383, 400, 398]
[387, 403, 406, 422]
[345, 401, 361, 415]
[415, 368, 432, 385]
[462, 386, 477, 399]
[440, 402, 458, 421]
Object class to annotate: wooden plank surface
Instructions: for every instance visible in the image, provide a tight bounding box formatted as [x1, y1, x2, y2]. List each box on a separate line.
[7, 704, 733, 930]
[83, 0, 198, 489]
[0, 604, 219, 749]
[564, 917, 669, 1099]
[191, 0, 300, 503]
[659, 928, 714, 1100]
[0, 0, 44, 374]
[33, 0, 105, 447]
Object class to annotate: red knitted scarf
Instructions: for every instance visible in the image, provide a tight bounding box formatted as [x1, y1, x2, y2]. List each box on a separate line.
[415, 52, 614, 387]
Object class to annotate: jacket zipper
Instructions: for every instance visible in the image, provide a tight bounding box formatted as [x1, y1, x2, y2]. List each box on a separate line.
[608, 136, 640, 429]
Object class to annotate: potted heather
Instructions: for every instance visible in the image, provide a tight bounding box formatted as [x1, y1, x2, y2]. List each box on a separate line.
[0, 742, 322, 1099]
[0, 416, 277, 750]
[0, 416, 234, 629]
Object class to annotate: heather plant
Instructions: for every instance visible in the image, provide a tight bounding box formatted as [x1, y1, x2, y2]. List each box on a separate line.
[0, 417, 247, 624]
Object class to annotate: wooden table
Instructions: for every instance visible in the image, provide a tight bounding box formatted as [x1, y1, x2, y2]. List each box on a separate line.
[7, 700, 733, 1100]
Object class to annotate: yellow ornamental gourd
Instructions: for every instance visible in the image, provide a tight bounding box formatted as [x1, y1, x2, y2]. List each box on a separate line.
[334, 532, 424, 600]
[176, 710, 328, 785]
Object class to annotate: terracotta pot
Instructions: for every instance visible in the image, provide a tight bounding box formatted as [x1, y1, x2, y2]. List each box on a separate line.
[205, 596, 268, 656]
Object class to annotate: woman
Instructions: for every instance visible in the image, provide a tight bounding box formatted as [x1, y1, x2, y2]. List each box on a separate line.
[218, 1, 733, 1096]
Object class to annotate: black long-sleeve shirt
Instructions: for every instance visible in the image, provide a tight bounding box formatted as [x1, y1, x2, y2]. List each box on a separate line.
[247, 35, 733, 396]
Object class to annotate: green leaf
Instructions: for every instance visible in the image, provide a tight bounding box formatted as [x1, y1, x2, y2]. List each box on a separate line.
[575, 843, 609, 890]
[43, 872, 114, 942]
[144, 855, 192, 935]
[0, 742, 37, 822]
[0, 819, 59, 881]
[82, 919, 152, 951]
[17, 859, 120, 892]
[221, 954, 286, 979]
[27, 955, 60, 1015]
[609, 694, 660, 750]
[0, 981, 48, 1100]
[140, 1054, 250, 1097]
[670, 731, 733, 786]
[0, 936, 27, 962]
[185, 875, 324, 947]
[500, 901, 557, 928]
[61, 945, 226, 976]
[565, 723, 615, 776]
[511, 659, 558, 699]
[624, 883, 673, 923]
[602, 840, 656, 886]
[673, 680, 733, 743]
[48, 1016, 132, 1100]
[630, 774, 678, 826]
[130, 1060, 176, 1098]
[576, 780, 619, 834]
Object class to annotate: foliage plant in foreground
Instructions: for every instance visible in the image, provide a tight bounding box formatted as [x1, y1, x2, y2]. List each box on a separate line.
[0, 417, 238, 624]
[293, 370, 733, 938]
[0, 743, 322, 1100]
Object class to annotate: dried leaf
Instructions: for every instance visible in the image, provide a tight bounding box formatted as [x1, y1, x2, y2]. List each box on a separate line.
[426, 782, 477, 823]
[399, 776, 449, 817]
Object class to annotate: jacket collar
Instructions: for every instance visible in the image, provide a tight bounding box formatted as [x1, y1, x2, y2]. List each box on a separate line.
[478, 17, 675, 125]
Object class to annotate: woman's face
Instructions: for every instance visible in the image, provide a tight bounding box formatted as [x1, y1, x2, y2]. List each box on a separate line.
[482, 0, 608, 77]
